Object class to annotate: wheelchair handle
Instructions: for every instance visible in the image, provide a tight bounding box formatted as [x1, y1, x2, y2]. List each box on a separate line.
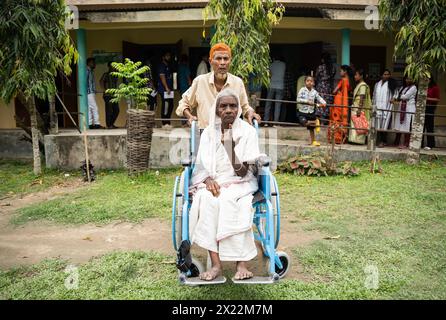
[253, 119, 259, 133]
[190, 120, 197, 158]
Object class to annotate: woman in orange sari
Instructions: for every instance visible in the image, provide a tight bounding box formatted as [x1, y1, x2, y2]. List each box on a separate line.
[328, 65, 353, 144]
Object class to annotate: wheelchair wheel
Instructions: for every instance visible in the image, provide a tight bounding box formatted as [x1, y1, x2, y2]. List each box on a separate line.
[267, 251, 290, 279]
[257, 174, 280, 254]
[270, 175, 280, 248]
[173, 172, 185, 251]
[189, 257, 205, 278]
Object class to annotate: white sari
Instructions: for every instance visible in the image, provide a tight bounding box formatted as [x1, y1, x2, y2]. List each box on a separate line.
[189, 90, 263, 261]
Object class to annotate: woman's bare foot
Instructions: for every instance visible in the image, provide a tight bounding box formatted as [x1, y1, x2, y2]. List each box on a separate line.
[234, 261, 253, 280]
[199, 265, 222, 281]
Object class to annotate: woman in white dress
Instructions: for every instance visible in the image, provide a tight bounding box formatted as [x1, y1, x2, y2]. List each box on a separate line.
[372, 69, 398, 147]
[189, 88, 264, 281]
[392, 78, 417, 149]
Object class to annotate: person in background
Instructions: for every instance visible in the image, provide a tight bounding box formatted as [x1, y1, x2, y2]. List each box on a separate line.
[281, 69, 296, 122]
[100, 62, 119, 129]
[315, 52, 336, 120]
[178, 54, 192, 95]
[372, 69, 398, 147]
[348, 69, 371, 145]
[158, 51, 174, 128]
[144, 59, 157, 111]
[264, 55, 286, 126]
[248, 73, 262, 113]
[86, 57, 104, 129]
[296, 75, 327, 146]
[423, 77, 440, 150]
[196, 54, 209, 77]
[392, 77, 417, 149]
[296, 68, 307, 94]
[178, 54, 192, 127]
[329, 65, 354, 144]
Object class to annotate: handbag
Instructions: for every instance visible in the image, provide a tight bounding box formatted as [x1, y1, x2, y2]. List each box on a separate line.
[351, 111, 369, 135]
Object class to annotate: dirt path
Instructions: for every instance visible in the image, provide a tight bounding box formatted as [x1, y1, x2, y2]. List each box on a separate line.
[0, 182, 322, 281]
[0, 180, 173, 269]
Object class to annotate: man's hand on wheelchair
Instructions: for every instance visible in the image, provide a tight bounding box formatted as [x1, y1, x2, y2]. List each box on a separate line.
[187, 115, 198, 126]
[183, 108, 197, 126]
[204, 177, 220, 197]
[246, 109, 261, 125]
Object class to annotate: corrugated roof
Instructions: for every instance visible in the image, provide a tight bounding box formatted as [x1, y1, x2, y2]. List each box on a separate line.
[66, 0, 378, 12]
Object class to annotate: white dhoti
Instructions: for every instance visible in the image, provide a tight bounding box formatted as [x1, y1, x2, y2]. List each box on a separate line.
[190, 184, 257, 261]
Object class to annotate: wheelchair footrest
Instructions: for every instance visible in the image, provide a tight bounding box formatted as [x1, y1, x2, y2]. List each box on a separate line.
[179, 275, 227, 286]
[231, 276, 279, 285]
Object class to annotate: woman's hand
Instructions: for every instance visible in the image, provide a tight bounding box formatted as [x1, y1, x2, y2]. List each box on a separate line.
[221, 124, 235, 147]
[204, 177, 220, 197]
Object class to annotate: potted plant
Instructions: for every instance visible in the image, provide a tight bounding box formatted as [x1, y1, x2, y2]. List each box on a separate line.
[106, 58, 154, 175]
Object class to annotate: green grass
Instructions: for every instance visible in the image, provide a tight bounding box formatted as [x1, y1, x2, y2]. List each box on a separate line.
[0, 251, 389, 300]
[1, 160, 445, 299]
[0, 160, 79, 198]
[12, 168, 178, 225]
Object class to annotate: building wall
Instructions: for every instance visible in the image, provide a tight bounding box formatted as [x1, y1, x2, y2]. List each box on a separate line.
[0, 101, 16, 129]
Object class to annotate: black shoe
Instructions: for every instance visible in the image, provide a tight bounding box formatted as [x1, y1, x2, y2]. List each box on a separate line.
[176, 240, 192, 273]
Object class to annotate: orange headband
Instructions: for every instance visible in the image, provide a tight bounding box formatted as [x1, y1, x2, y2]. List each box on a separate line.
[209, 43, 232, 59]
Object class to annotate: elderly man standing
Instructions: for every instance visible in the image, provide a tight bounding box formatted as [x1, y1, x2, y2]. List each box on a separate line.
[189, 88, 263, 281]
[176, 43, 261, 129]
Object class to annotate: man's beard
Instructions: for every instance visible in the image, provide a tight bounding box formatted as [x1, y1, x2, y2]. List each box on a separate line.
[215, 72, 228, 81]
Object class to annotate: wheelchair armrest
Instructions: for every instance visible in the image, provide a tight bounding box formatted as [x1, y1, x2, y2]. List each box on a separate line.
[256, 155, 271, 167]
[181, 158, 192, 167]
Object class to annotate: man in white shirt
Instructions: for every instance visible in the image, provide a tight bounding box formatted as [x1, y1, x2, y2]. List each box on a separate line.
[264, 56, 286, 125]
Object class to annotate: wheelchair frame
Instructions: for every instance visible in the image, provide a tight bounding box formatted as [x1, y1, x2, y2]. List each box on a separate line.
[172, 120, 289, 284]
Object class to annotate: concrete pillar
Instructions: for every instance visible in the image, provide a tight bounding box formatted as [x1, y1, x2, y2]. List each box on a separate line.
[76, 28, 88, 131]
[341, 28, 351, 66]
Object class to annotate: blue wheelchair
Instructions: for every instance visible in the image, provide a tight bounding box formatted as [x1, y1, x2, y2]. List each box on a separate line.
[172, 121, 290, 285]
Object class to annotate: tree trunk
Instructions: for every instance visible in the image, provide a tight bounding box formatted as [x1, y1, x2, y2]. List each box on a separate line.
[29, 96, 42, 175]
[407, 77, 429, 165]
[17, 91, 49, 135]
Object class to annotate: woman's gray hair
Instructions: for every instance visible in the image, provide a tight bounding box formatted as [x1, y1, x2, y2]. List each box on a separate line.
[215, 88, 239, 108]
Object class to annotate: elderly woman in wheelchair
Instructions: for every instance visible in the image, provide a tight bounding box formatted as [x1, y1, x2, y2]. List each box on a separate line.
[173, 88, 290, 285]
[189, 88, 261, 281]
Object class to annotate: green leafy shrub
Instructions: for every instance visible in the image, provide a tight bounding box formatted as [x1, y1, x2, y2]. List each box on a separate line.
[278, 155, 360, 177]
[106, 58, 151, 109]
